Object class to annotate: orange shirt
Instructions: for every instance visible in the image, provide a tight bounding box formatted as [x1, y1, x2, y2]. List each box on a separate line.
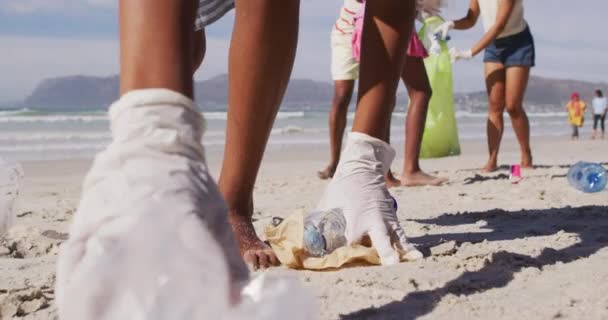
[566, 100, 586, 126]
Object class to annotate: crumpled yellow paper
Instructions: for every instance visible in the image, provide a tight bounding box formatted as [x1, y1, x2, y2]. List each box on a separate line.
[264, 211, 382, 270]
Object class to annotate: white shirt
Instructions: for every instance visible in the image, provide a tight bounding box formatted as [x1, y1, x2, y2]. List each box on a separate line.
[592, 97, 608, 115]
[478, 0, 527, 38]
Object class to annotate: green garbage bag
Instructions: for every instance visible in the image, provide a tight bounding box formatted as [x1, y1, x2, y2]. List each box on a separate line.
[417, 16, 461, 158]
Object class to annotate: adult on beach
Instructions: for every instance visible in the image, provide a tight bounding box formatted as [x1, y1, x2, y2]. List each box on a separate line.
[566, 92, 586, 140]
[591, 89, 607, 139]
[56, 0, 423, 315]
[318, 0, 448, 187]
[437, 0, 535, 172]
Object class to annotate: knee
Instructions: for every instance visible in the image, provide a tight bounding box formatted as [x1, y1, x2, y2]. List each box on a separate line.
[487, 104, 504, 119]
[488, 98, 505, 116]
[410, 87, 432, 105]
[332, 89, 354, 112]
[505, 104, 524, 117]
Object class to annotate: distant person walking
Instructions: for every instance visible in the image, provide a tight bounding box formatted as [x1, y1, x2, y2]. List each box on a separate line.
[591, 89, 607, 139]
[566, 92, 586, 140]
[437, 0, 534, 172]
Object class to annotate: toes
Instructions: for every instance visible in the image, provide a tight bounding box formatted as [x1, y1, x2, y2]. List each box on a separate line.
[256, 250, 270, 269]
[243, 248, 281, 270]
[243, 251, 261, 271]
[267, 250, 280, 266]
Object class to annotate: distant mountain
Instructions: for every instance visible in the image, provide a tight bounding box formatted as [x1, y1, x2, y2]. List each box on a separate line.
[22, 75, 120, 111]
[19, 74, 608, 112]
[193, 74, 337, 110]
[22, 74, 337, 111]
[454, 75, 608, 113]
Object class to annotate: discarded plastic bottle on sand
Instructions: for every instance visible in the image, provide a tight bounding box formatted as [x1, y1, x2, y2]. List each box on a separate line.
[303, 197, 400, 257]
[0, 158, 24, 235]
[303, 209, 347, 257]
[567, 161, 607, 193]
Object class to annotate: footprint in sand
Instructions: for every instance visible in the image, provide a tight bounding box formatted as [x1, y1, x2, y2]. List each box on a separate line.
[0, 227, 66, 259]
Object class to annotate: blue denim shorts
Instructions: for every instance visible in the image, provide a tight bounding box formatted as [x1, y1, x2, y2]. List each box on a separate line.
[484, 26, 535, 67]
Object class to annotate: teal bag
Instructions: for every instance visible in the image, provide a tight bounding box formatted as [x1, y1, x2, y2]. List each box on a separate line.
[417, 16, 461, 158]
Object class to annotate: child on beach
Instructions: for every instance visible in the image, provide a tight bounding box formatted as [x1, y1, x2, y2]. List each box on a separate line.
[319, 0, 447, 187]
[439, 0, 535, 172]
[566, 92, 586, 140]
[56, 0, 421, 317]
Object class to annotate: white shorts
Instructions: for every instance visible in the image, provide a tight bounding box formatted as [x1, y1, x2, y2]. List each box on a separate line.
[331, 30, 360, 81]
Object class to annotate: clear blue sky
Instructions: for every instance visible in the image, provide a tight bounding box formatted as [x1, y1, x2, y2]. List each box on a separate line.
[0, 0, 606, 102]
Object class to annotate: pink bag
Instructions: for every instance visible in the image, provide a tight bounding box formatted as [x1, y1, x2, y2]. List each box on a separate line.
[351, 4, 365, 62]
[351, 2, 428, 62]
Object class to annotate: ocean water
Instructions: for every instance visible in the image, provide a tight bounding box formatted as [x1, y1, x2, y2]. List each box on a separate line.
[0, 107, 574, 162]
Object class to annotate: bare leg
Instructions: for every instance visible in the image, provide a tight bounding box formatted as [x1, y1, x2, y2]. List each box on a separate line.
[352, 0, 416, 139]
[192, 29, 207, 73]
[116, 0, 246, 304]
[504, 66, 532, 168]
[572, 125, 579, 140]
[384, 97, 401, 188]
[219, 0, 299, 270]
[319, 80, 355, 179]
[400, 56, 447, 186]
[483, 62, 506, 172]
[119, 0, 198, 97]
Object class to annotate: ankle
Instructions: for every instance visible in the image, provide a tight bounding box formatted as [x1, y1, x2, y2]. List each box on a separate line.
[402, 166, 420, 176]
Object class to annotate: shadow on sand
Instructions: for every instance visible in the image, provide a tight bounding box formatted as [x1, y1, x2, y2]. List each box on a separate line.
[340, 205, 608, 320]
[463, 173, 509, 185]
[457, 162, 608, 173]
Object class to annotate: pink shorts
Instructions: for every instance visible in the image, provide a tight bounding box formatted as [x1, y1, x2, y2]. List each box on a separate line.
[352, 3, 428, 61]
[407, 32, 429, 59]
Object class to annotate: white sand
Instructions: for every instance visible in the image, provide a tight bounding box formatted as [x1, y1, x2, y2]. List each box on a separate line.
[1, 136, 608, 319]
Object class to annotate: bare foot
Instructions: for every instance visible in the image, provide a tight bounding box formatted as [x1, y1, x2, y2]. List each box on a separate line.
[385, 171, 401, 188]
[481, 161, 498, 173]
[228, 213, 279, 270]
[317, 164, 337, 180]
[401, 170, 448, 187]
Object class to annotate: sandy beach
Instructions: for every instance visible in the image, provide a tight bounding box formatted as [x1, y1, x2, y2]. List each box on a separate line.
[1, 135, 607, 319]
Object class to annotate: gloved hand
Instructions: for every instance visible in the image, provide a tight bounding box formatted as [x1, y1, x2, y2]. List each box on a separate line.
[55, 90, 316, 320]
[434, 20, 455, 41]
[449, 47, 473, 62]
[316, 132, 422, 265]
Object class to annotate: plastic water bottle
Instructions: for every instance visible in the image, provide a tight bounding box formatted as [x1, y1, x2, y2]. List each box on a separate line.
[303, 209, 347, 257]
[0, 158, 23, 235]
[303, 197, 399, 257]
[567, 161, 607, 193]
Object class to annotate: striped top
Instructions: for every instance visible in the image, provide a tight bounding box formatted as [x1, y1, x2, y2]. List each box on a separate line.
[333, 0, 363, 35]
[195, 0, 235, 30]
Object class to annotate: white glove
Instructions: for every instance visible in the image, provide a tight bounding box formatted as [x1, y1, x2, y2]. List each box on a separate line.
[56, 89, 314, 319]
[434, 20, 454, 41]
[449, 47, 473, 62]
[316, 132, 422, 265]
